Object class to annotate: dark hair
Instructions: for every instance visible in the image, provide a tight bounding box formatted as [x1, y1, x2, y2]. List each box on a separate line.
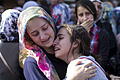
[75, 0, 97, 20]
[71, 26, 91, 56]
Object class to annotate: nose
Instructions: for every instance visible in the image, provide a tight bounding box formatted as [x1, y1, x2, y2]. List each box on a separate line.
[83, 14, 87, 20]
[39, 32, 47, 41]
[53, 38, 58, 46]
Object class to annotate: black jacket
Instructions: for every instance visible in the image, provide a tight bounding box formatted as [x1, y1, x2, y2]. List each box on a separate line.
[0, 42, 24, 80]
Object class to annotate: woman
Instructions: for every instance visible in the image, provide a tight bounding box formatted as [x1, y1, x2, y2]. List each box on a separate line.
[49, 0, 71, 26]
[54, 24, 108, 80]
[0, 9, 20, 42]
[18, 6, 96, 80]
[75, 0, 110, 72]
[0, 9, 23, 80]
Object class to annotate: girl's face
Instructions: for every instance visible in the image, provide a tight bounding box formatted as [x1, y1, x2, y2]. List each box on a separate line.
[54, 27, 72, 61]
[77, 6, 94, 24]
[27, 17, 55, 48]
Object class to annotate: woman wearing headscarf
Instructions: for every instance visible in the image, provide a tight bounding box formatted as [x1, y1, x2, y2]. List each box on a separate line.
[0, 9, 20, 42]
[49, 0, 72, 26]
[18, 6, 96, 80]
[0, 9, 23, 80]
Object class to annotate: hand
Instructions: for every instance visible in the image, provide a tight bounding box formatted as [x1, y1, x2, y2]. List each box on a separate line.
[66, 59, 96, 80]
[80, 19, 94, 32]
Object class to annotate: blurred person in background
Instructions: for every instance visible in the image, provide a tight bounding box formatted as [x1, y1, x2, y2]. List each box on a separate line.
[0, 9, 24, 80]
[0, 5, 5, 24]
[49, 0, 72, 26]
[90, 0, 117, 75]
[75, 0, 111, 78]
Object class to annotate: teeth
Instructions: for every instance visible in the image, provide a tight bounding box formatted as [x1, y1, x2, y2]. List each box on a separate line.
[54, 47, 60, 51]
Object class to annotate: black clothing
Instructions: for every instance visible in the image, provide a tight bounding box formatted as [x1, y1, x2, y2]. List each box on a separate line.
[0, 42, 24, 80]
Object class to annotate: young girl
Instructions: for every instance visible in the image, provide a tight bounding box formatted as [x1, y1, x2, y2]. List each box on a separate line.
[54, 24, 108, 80]
[75, 0, 110, 72]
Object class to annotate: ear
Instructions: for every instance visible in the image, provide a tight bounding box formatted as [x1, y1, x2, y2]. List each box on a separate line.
[72, 39, 81, 49]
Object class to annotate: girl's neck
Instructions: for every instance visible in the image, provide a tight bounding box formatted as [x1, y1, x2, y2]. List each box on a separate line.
[66, 53, 82, 64]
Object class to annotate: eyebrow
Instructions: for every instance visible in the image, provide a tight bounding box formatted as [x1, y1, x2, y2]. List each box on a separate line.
[30, 23, 46, 34]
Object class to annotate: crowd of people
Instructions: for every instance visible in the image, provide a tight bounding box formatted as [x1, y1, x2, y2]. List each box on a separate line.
[0, 0, 120, 80]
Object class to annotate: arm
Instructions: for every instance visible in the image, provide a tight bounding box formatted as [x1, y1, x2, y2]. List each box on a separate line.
[23, 57, 48, 80]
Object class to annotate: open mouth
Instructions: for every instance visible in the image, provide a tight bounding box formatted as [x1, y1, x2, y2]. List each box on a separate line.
[54, 47, 60, 51]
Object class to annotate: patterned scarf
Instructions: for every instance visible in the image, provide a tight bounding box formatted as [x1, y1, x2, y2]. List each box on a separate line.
[0, 9, 20, 42]
[18, 7, 59, 80]
[51, 3, 71, 26]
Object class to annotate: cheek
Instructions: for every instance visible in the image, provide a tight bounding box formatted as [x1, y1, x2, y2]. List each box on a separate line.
[31, 37, 40, 44]
[48, 28, 55, 39]
[89, 15, 94, 20]
[78, 17, 83, 23]
[61, 40, 71, 54]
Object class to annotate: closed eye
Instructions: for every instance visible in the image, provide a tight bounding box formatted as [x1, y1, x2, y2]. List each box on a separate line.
[31, 31, 39, 36]
[42, 24, 48, 31]
[57, 34, 64, 40]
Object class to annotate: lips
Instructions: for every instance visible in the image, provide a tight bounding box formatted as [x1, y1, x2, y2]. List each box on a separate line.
[41, 37, 51, 44]
[54, 47, 60, 51]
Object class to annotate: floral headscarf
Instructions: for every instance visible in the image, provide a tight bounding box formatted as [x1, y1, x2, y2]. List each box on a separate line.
[18, 7, 59, 80]
[0, 9, 20, 42]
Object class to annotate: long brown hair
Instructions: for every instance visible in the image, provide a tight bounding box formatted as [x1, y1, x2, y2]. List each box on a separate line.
[71, 26, 91, 56]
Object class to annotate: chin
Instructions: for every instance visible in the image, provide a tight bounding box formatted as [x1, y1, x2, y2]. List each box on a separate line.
[44, 42, 53, 48]
[55, 53, 64, 60]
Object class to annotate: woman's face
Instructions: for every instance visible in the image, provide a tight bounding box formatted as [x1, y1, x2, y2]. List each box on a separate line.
[54, 27, 72, 61]
[77, 6, 94, 24]
[93, 2, 102, 19]
[27, 17, 55, 48]
[50, 0, 58, 5]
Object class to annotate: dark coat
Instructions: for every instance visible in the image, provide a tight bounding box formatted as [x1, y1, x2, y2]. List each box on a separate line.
[0, 42, 24, 80]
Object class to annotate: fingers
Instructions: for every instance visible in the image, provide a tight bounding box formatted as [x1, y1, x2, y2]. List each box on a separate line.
[88, 66, 96, 70]
[88, 72, 96, 78]
[84, 61, 92, 68]
[84, 66, 96, 79]
[70, 59, 82, 66]
[81, 19, 93, 32]
[85, 65, 97, 73]
[86, 66, 97, 79]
